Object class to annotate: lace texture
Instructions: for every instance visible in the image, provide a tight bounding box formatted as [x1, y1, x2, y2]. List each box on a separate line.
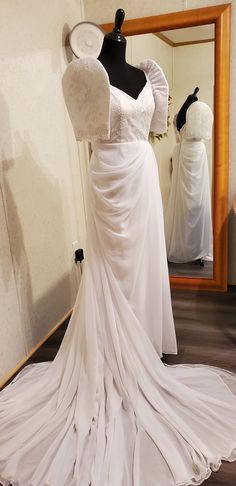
[62, 58, 169, 143]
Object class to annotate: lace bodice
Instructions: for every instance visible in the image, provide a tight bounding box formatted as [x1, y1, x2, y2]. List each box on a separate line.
[103, 80, 154, 143]
[62, 57, 169, 143]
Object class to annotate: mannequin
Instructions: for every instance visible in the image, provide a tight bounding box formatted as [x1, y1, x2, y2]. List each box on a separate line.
[176, 87, 199, 132]
[98, 8, 146, 99]
[165, 98, 213, 268]
[175, 87, 205, 267]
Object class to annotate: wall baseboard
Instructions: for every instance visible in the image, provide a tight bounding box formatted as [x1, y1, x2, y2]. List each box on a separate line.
[0, 309, 72, 390]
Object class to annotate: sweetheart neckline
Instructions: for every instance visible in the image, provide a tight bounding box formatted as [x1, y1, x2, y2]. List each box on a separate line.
[110, 78, 149, 101]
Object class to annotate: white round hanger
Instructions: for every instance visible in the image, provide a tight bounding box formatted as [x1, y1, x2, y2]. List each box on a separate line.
[69, 21, 105, 59]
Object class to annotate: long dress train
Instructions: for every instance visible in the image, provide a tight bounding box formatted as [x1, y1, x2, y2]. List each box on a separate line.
[0, 58, 236, 486]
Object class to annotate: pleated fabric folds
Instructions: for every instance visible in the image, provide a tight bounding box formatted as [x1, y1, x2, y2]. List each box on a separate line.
[1, 141, 236, 486]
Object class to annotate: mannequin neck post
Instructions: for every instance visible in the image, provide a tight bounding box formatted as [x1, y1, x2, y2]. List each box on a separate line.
[98, 36, 127, 66]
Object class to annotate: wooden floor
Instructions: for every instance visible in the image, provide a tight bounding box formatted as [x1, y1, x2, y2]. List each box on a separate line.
[168, 260, 213, 278]
[28, 287, 236, 485]
[166, 287, 236, 485]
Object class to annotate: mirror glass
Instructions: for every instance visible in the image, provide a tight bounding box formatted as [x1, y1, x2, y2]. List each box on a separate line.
[126, 25, 215, 279]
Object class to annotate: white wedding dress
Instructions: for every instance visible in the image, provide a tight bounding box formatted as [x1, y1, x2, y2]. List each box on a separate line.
[165, 102, 213, 263]
[0, 58, 236, 486]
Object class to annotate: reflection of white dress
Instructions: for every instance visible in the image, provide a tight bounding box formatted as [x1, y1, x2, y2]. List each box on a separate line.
[1, 59, 236, 486]
[165, 102, 213, 263]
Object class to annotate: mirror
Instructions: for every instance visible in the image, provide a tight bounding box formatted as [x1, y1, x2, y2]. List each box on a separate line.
[101, 4, 231, 291]
[125, 26, 215, 281]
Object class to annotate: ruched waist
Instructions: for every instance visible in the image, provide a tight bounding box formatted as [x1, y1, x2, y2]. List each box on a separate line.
[92, 139, 149, 150]
[91, 140, 153, 171]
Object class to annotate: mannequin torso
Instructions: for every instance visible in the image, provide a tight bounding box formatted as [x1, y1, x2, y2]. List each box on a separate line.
[97, 10, 146, 100]
[176, 88, 199, 131]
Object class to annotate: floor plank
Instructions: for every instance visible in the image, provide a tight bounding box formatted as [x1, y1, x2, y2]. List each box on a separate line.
[168, 260, 213, 278]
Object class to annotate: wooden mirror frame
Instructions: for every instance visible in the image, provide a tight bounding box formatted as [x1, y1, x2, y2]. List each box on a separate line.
[101, 4, 231, 291]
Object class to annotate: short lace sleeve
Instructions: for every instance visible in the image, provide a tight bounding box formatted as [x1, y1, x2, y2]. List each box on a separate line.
[62, 58, 110, 142]
[138, 59, 169, 134]
[185, 101, 213, 140]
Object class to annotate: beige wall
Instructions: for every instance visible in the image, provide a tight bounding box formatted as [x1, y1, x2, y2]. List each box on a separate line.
[0, 187, 26, 373]
[85, 0, 236, 284]
[0, 0, 87, 380]
[173, 42, 214, 189]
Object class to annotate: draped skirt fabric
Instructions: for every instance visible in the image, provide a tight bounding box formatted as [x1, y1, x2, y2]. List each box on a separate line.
[1, 141, 236, 486]
[165, 138, 212, 263]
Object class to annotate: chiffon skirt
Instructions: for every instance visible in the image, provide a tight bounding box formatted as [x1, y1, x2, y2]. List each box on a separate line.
[0, 141, 236, 486]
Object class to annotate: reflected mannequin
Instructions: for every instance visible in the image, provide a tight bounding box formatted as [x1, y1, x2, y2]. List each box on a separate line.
[165, 97, 213, 264]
